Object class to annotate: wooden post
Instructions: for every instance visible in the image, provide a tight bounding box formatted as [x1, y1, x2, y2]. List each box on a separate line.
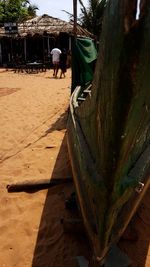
[10, 37, 13, 62]
[73, 0, 77, 37]
[69, 36, 71, 51]
[24, 38, 27, 61]
[43, 36, 45, 62]
[47, 36, 50, 54]
[0, 41, 2, 65]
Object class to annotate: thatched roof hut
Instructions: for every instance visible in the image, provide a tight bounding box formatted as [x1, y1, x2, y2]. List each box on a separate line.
[0, 14, 92, 38]
[0, 14, 93, 66]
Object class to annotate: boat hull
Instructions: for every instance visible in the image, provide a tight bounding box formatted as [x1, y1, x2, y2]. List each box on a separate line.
[67, 86, 150, 262]
[67, 0, 150, 263]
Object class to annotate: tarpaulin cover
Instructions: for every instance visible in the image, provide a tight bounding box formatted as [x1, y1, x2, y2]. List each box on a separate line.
[71, 37, 97, 92]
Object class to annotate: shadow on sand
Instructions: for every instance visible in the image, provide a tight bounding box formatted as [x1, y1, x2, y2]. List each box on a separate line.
[31, 133, 90, 267]
[45, 111, 69, 134]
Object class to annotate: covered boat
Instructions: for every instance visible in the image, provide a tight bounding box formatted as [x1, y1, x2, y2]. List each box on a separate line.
[67, 0, 150, 265]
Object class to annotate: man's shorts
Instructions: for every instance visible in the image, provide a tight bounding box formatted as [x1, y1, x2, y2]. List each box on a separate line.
[53, 61, 59, 65]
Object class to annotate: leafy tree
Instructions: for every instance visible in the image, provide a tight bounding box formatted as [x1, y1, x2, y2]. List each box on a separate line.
[0, 0, 38, 23]
[79, 0, 107, 38]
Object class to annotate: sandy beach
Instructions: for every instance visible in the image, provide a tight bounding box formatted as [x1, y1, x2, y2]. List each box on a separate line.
[0, 68, 149, 267]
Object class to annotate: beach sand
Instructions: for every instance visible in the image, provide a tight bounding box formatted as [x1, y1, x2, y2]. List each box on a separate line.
[0, 68, 149, 267]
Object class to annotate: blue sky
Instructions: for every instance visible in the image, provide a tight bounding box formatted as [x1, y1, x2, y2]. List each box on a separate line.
[31, 0, 88, 21]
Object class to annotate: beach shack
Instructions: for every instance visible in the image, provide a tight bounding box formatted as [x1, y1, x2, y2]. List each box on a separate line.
[0, 14, 92, 67]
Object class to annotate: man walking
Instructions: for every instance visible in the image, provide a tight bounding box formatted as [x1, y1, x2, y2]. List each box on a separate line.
[51, 47, 61, 78]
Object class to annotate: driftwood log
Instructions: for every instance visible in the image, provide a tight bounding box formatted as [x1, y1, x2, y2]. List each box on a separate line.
[7, 177, 72, 192]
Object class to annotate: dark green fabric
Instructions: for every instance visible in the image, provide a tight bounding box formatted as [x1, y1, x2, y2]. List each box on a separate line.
[71, 37, 97, 93]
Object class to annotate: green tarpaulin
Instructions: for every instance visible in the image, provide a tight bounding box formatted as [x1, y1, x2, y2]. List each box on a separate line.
[71, 37, 97, 93]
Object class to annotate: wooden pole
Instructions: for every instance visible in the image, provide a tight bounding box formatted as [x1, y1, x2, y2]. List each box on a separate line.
[7, 177, 73, 192]
[73, 0, 77, 37]
[24, 38, 27, 61]
[47, 37, 50, 54]
[43, 36, 45, 62]
[0, 41, 2, 65]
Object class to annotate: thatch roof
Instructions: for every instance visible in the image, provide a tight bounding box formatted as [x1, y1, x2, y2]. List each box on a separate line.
[0, 14, 92, 38]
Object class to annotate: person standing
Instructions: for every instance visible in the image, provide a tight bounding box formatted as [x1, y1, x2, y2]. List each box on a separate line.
[59, 49, 67, 79]
[51, 47, 61, 78]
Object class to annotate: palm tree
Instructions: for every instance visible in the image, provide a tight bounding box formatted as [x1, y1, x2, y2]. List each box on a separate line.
[27, 4, 38, 19]
[79, 0, 107, 38]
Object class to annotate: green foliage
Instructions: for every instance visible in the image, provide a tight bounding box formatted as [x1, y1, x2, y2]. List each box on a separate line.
[27, 4, 38, 19]
[79, 0, 107, 38]
[0, 0, 38, 23]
